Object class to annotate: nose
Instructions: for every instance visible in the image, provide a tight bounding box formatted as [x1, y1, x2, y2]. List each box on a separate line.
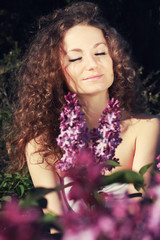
[85, 54, 97, 70]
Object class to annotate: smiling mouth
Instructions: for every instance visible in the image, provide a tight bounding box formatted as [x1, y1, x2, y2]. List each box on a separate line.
[83, 74, 103, 81]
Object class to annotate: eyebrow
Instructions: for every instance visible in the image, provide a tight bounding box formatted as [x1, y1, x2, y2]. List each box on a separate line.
[94, 42, 107, 48]
[67, 42, 107, 53]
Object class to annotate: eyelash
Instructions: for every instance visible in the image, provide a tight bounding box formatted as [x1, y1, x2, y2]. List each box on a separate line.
[95, 52, 106, 56]
[69, 52, 106, 62]
[69, 57, 82, 62]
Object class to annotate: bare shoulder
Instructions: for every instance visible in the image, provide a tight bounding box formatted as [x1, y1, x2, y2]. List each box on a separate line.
[120, 113, 160, 157]
[25, 137, 57, 169]
[120, 113, 159, 136]
[25, 137, 44, 165]
[131, 114, 160, 161]
[131, 114, 160, 135]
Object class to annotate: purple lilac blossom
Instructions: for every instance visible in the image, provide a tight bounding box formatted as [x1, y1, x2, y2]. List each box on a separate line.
[94, 98, 122, 171]
[156, 155, 160, 170]
[56, 92, 122, 172]
[56, 92, 89, 171]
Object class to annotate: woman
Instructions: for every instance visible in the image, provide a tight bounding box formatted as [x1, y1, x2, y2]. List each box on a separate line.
[9, 2, 159, 219]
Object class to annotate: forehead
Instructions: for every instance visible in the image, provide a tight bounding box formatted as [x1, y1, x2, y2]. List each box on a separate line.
[62, 25, 107, 52]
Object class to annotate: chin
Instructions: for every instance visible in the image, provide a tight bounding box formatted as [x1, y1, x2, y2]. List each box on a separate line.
[78, 89, 108, 96]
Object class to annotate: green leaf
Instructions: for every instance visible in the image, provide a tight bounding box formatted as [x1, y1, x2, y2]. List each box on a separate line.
[0, 195, 12, 202]
[18, 184, 25, 197]
[0, 181, 7, 188]
[19, 199, 39, 208]
[4, 173, 12, 179]
[107, 160, 120, 167]
[101, 170, 144, 187]
[13, 172, 22, 179]
[20, 186, 61, 208]
[27, 186, 61, 200]
[134, 183, 145, 191]
[139, 163, 154, 176]
[41, 213, 57, 223]
[40, 213, 62, 231]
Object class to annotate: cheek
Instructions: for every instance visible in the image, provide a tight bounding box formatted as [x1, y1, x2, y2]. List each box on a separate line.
[65, 64, 81, 83]
[62, 66, 78, 91]
[101, 57, 113, 72]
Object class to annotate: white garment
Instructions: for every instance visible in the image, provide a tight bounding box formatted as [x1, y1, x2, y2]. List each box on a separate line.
[63, 177, 128, 212]
[99, 183, 128, 197]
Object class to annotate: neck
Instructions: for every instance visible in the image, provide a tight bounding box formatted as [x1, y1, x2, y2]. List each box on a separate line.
[78, 91, 110, 129]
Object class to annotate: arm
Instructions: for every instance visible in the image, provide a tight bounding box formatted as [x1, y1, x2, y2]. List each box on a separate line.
[130, 117, 160, 192]
[25, 139, 67, 218]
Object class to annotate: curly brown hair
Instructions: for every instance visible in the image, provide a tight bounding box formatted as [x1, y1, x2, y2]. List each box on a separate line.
[8, 1, 144, 171]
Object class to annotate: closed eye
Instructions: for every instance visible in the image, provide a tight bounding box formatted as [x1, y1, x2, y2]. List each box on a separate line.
[69, 57, 82, 62]
[95, 52, 106, 56]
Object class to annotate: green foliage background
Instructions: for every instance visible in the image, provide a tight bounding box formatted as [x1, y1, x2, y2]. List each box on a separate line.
[0, 0, 159, 203]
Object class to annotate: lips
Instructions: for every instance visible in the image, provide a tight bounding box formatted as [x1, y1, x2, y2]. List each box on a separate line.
[83, 74, 103, 81]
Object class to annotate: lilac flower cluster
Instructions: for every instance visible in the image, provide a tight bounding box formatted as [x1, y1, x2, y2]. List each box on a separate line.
[95, 98, 122, 171]
[56, 92, 122, 173]
[56, 92, 89, 171]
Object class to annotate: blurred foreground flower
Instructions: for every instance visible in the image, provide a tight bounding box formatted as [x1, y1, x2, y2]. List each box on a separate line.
[0, 200, 48, 240]
[1, 170, 160, 240]
[61, 173, 160, 240]
[60, 195, 142, 240]
[64, 150, 103, 205]
[156, 155, 160, 170]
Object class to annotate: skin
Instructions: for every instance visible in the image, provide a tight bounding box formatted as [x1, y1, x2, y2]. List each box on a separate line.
[26, 24, 160, 232]
[60, 25, 114, 97]
[60, 25, 114, 129]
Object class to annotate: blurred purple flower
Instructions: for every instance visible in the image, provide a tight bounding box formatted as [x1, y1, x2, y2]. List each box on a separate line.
[156, 155, 160, 170]
[0, 200, 45, 240]
[60, 204, 117, 240]
[65, 151, 103, 204]
[60, 194, 148, 240]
